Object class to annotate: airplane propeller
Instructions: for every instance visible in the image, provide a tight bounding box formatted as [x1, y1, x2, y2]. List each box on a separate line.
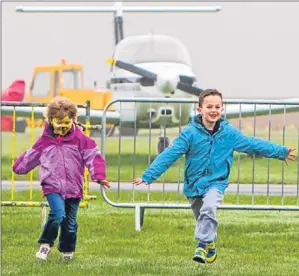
[107, 58, 204, 96]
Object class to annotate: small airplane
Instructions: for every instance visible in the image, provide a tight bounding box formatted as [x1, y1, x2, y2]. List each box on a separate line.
[2, 2, 299, 154]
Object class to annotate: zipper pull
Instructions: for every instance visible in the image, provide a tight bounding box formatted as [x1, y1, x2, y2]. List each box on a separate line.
[57, 136, 62, 143]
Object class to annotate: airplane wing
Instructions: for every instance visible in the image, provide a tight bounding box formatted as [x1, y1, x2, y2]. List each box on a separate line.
[0, 105, 120, 125]
[223, 99, 299, 119]
[190, 99, 299, 119]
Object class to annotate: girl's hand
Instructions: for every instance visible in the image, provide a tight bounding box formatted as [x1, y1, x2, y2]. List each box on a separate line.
[97, 179, 111, 189]
[285, 148, 296, 165]
[132, 178, 148, 186]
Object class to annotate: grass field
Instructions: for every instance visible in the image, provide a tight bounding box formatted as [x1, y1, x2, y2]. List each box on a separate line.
[1, 128, 298, 184]
[2, 190, 299, 276]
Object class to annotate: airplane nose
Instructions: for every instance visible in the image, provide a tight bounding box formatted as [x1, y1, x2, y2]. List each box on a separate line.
[155, 73, 179, 94]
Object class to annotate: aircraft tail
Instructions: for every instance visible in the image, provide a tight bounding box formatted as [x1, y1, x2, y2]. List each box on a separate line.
[1, 80, 26, 131]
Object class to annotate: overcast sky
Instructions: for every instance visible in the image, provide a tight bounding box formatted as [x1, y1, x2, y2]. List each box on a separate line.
[2, 2, 299, 99]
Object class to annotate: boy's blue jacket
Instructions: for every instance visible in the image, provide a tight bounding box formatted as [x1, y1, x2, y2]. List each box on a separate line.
[141, 115, 289, 198]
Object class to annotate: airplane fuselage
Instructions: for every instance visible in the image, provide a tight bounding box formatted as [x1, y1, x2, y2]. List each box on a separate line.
[110, 62, 197, 128]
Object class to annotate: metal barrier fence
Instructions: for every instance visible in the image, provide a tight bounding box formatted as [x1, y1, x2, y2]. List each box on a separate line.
[1, 101, 99, 225]
[100, 98, 299, 230]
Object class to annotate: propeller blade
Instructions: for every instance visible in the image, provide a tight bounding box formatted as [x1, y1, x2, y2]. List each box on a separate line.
[107, 58, 157, 80]
[107, 58, 204, 96]
[177, 82, 204, 96]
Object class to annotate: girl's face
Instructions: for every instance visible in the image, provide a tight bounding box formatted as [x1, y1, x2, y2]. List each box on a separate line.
[197, 95, 223, 125]
[51, 116, 73, 136]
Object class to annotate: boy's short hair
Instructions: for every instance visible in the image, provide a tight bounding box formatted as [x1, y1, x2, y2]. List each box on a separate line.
[44, 96, 78, 123]
[198, 89, 223, 107]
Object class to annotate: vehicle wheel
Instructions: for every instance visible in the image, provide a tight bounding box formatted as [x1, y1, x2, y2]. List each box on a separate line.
[157, 137, 170, 154]
[15, 119, 27, 133]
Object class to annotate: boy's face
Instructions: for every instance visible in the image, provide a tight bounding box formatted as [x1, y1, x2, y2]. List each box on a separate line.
[197, 95, 223, 124]
[51, 116, 73, 136]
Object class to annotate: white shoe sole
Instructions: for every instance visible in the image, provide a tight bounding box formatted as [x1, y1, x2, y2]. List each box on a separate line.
[36, 253, 48, 261]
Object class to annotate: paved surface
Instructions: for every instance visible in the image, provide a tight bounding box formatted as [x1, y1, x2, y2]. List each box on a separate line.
[1, 181, 299, 196]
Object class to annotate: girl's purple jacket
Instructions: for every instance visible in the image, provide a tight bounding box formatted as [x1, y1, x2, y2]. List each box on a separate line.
[13, 124, 106, 199]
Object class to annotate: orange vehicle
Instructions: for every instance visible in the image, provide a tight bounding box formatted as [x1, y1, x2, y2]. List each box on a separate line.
[23, 59, 114, 135]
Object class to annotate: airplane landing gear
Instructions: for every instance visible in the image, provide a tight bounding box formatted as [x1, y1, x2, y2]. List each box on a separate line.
[157, 136, 170, 154]
[157, 127, 170, 154]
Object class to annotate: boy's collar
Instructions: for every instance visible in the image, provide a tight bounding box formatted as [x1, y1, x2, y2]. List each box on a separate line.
[195, 115, 221, 134]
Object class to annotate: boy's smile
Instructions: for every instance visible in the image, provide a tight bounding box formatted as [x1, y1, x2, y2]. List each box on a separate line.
[197, 95, 223, 129]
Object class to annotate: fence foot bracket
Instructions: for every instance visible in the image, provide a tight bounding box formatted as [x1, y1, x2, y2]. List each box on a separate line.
[135, 205, 145, 231]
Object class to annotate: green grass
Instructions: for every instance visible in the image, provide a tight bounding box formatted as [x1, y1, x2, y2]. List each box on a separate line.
[2, 190, 299, 276]
[1, 128, 298, 183]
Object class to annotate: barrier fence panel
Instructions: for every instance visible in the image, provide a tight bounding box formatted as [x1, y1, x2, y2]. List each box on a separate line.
[1, 101, 99, 225]
[100, 98, 299, 231]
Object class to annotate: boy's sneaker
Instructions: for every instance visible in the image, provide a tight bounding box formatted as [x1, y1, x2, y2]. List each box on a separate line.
[206, 241, 217, 263]
[193, 242, 207, 263]
[36, 244, 51, 261]
[62, 252, 74, 261]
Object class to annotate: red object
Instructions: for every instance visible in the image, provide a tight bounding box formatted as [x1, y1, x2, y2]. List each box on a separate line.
[1, 80, 26, 131]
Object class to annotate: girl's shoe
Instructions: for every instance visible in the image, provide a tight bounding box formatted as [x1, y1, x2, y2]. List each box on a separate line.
[36, 244, 51, 261]
[62, 252, 74, 261]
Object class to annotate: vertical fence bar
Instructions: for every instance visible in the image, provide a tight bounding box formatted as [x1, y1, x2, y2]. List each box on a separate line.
[251, 104, 257, 205]
[236, 103, 242, 205]
[176, 103, 183, 203]
[147, 102, 153, 203]
[29, 107, 35, 200]
[162, 101, 167, 202]
[117, 102, 122, 203]
[266, 105, 272, 205]
[281, 105, 286, 206]
[132, 101, 138, 203]
[84, 101, 91, 200]
[11, 108, 16, 201]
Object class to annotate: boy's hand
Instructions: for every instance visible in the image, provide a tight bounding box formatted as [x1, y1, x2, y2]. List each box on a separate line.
[132, 178, 148, 186]
[285, 148, 296, 165]
[96, 179, 111, 189]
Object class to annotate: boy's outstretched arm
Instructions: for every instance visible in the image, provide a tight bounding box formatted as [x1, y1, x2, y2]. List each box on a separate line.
[233, 128, 296, 161]
[133, 130, 190, 185]
[12, 138, 44, 174]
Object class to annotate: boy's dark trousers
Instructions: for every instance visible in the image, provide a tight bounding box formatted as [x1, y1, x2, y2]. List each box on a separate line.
[38, 193, 81, 252]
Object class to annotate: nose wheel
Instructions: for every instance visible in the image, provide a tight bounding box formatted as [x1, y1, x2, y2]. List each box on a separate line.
[157, 136, 170, 154]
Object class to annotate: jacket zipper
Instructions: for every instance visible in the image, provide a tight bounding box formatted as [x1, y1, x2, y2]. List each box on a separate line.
[203, 126, 224, 175]
[57, 137, 67, 197]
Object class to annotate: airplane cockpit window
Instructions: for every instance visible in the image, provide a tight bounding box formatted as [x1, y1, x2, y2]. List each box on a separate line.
[113, 35, 192, 66]
[31, 71, 51, 97]
[61, 70, 82, 89]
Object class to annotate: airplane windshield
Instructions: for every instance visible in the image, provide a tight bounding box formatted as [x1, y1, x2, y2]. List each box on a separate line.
[113, 35, 192, 66]
[61, 70, 82, 89]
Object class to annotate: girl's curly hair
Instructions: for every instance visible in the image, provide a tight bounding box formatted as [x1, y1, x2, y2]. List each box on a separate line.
[44, 96, 87, 131]
[44, 96, 78, 123]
